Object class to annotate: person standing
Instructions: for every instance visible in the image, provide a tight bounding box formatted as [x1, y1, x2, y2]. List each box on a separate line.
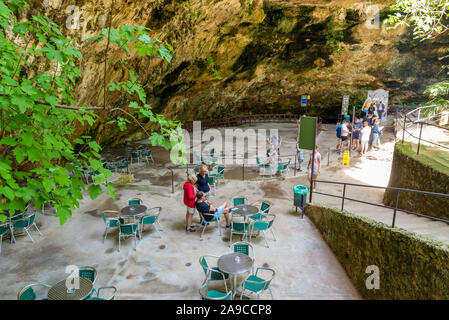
[307, 145, 321, 191]
[339, 120, 351, 153]
[335, 121, 342, 151]
[267, 133, 282, 159]
[296, 142, 304, 172]
[371, 119, 382, 149]
[196, 165, 210, 198]
[183, 175, 198, 232]
[360, 121, 372, 155]
[352, 118, 362, 151]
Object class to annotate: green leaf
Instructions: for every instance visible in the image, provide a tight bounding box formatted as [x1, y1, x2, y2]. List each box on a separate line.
[0, 137, 17, 146]
[88, 184, 102, 200]
[107, 182, 115, 200]
[42, 177, 55, 192]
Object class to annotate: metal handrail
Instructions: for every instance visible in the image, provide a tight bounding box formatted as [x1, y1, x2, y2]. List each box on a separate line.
[310, 179, 449, 227]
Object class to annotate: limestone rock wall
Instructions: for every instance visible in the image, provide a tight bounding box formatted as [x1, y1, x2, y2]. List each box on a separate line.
[305, 204, 449, 299]
[24, 0, 449, 146]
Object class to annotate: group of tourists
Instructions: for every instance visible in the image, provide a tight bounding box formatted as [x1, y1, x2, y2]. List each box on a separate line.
[336, 113, 382, 155]
[183, 164, 227, 233]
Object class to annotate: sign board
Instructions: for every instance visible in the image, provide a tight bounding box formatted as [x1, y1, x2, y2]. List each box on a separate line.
[298, 116, 316, 150]
[301, 95, 308, 107]
[341, 95, 349, 115]
[362, 89, 389, 120]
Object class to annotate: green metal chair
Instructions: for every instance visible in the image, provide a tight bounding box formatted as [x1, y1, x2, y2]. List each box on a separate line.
[138, 207, 163, 239]
[79, 266, 97, 284]
[231, 241, 255, 273]
[198, 274, 232, 300]
[232, 197, 247, 207]
[140, 150, 154, 164]
[17, 283, 51, 300]
[208, 176, 217, 196]
[118, 222, 138, 252]
[256, 157, 270, 168]
[197, 210, 221, 239]
[239, 267, 275, 300]
[79, 266, 98, 300]
[248, 214, 276, 248]
[11, 213, 42, 243]
[0, 222, 12, 255]
[210, 166, 225, 184]
[130, 152, 141, 166]
[199, 255, 230, 287]
[88, 286, 117, 300]
[229, 213, 249, 246]
[249, 201, 271, 221]
[277, 159, 290, 176]
[101, 211, 121, 243]
[128, 198, 143, 206]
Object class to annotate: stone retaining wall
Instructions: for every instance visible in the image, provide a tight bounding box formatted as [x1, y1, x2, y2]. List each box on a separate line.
[383, 143, 449, 220]
[305, 204, 449, 299]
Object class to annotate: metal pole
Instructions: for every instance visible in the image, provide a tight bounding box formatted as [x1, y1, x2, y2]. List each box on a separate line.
[309, 117, 318, 203]
[341, 183, 346, 212]
[242, 162, 245, 181]
[392, 190, 400, 228]
[169, 168, 174, 193]
[294, 153, 297, 176]
[417, 122, 423, 155]
[402, 112, 406, 143]
[327, 147, 330, 166]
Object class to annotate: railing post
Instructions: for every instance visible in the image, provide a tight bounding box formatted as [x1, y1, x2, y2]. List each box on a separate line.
[328, 147, 330, 166]
[402, 112, 406, 143]
[169, 168, 174, 193]
[392, 190, 400, 228]
[341, 183, 346, 212]
[294, 153, 297, 176]
[242, 162, 245, 181]
[417, 122, 423, 155]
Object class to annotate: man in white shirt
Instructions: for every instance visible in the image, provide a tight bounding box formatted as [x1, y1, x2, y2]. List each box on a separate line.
[360, 121, 372, 155]
[339, 120, 351, 153]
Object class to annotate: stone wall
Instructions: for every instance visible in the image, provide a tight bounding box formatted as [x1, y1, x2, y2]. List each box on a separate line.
[305, 204, 449, 299]
[383, 143, 449, 220]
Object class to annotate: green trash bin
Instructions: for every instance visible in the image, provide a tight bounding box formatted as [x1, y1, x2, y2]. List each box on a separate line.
[343, 114, 351, 122]
[294, 185, 308, 208]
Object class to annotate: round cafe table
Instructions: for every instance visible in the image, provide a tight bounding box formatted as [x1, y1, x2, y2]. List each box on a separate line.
[218, 252, 254, 297]
[232, 205, 259, 217]
[47, 277, 93, 300]
[120, 205, 147, 222]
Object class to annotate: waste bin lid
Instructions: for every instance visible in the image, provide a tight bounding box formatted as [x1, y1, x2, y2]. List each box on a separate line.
[294, 185, 308, 195]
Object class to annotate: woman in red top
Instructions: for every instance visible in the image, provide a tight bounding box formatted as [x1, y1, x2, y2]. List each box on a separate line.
[184, 174, 198, 232]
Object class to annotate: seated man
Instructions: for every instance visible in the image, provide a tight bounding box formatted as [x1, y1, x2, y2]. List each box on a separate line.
[195, 191, 231, 227]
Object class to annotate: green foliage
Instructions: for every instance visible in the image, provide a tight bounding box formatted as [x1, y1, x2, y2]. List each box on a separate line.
[325, 14, 345, 54]
[0, 1, 184, 224]
[206, 57, 222, 80]
[387, 0, 449, 40]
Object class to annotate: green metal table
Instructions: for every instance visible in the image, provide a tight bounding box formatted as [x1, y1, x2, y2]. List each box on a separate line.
[47, 277, 93, 300]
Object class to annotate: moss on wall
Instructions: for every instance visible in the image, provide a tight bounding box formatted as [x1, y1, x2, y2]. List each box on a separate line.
[383, 143, 449, 220]
[305, 204, 449, 299]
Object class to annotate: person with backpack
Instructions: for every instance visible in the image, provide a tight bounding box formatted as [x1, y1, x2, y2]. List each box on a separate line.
[335, 121, 342, 152]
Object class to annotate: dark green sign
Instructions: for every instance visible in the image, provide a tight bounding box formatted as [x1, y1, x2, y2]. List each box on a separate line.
[298, 116, 316, 150]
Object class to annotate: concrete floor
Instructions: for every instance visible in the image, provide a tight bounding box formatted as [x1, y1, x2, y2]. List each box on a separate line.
[0, 121, 362, 300]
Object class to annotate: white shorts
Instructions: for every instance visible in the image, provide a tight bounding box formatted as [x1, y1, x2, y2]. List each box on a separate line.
[361, 140, 369, 149]
[186, 206, 195, 214]
[308, 168, 319, 175]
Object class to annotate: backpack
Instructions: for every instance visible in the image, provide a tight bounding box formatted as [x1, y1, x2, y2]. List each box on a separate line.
[336, 125, 342, 138]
